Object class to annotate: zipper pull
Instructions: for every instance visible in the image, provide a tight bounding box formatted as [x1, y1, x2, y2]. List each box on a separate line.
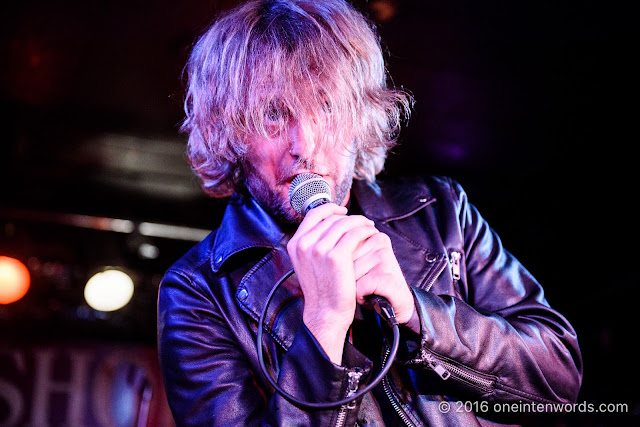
[424, 352, 451, 380]
[450, 251, 461, 281]
[345, 369, 363, 409]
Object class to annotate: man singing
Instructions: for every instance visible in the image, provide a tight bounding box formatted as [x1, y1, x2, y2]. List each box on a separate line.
[157, 0, 582, 425]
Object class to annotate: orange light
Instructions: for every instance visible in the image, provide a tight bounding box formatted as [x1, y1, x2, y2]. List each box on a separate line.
[0, 256, 31, 304]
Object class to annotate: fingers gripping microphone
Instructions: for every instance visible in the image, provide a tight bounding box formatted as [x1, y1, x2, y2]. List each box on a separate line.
[287, 173, 397, 325]
[288, 173, 331, 216]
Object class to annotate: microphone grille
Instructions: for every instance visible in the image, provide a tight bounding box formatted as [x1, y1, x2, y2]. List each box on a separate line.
[288, 173, 332, 215]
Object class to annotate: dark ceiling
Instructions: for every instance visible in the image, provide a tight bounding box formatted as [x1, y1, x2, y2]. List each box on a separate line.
[0, 0, 637, 415]
[1, 0, 632, 218]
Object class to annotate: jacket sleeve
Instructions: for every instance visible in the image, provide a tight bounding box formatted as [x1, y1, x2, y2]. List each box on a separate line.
[157, 268, 372, 426]
[405, 179, 582, 404]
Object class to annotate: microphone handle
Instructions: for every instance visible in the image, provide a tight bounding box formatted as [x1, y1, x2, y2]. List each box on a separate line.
[364, 295, 398, 327]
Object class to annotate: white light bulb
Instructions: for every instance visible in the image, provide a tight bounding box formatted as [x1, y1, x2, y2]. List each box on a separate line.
[84, 269, 134, 312]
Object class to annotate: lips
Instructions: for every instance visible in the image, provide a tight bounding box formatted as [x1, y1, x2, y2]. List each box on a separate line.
[284, 171, 324, 183]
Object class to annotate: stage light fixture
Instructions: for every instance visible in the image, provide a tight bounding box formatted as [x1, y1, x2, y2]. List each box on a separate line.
[0, 256, 31, 304]
[84, 269, 134, 312]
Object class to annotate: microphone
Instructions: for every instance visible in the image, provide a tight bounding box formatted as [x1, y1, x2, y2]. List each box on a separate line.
[288, 173, 331, 216]
[287, 173, 397, 324]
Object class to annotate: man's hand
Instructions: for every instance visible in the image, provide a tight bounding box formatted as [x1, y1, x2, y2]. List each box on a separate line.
[286, 203, 417, 364]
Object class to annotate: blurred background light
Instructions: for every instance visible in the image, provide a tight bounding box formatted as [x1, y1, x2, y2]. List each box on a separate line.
[84, 269, 134, 312]
[137, 243, 160, 260]
[0, 256, 31, 304]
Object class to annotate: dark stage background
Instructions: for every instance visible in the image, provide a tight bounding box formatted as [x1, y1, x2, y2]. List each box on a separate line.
[1, 0, 636, 425]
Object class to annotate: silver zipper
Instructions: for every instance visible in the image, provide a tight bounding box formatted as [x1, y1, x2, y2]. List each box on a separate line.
[424, 352, 451, 380]
[422, 349, 494, 393]
[382, 348, 417, 427]
[335, 369, 363, 427]
[450, 251, 461, 281]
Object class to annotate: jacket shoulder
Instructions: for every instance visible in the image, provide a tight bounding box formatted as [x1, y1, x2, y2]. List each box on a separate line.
[383, 174, 464, 199]
[355, 175, 466, 220]
[164, 230, 218, 281]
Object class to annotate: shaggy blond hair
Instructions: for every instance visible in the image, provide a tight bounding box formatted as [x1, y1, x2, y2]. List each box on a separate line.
[182, 0, 412, 197]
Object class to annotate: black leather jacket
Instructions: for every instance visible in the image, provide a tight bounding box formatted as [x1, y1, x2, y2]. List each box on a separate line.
[158, 176, 582, 426]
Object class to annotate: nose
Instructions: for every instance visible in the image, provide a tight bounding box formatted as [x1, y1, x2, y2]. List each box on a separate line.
[287, 121, 316, 160]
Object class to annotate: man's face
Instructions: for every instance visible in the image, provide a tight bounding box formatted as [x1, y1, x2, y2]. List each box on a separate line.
[242, 119, 357, 225]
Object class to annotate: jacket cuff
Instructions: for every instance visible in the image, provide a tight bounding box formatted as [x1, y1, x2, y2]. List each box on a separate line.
[276, 323, 372, 402]
[394, 287, 426, 362]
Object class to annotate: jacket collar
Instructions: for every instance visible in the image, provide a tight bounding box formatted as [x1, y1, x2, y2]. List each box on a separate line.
[353, 177, 435, 223]
[211, 193, 286, 273]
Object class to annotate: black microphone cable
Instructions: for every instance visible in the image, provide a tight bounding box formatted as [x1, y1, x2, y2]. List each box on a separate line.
[256, 268, 400, 409]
